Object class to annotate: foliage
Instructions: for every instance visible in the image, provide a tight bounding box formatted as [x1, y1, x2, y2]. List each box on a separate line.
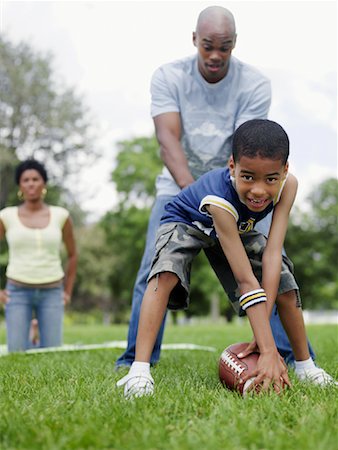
[0, 35, 97, 209]
[72, 225, 114, 310]
[0, 324, 337, 450]
[99, 206, 151, 321]
[73, 216, 150, 323]
[286, 178, 338, 309]
[112, 135, 162, 206]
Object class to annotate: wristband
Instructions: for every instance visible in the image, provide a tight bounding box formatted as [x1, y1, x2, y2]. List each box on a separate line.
[239, 288, 267, 310]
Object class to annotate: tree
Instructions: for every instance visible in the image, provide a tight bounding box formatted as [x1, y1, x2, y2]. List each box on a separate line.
[112, 135, 162, 206]
[0, 35, 97, 209]
[285, 178, 338, 309]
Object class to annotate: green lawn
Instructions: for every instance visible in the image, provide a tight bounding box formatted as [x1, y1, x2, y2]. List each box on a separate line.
[0, 322, 337, 450]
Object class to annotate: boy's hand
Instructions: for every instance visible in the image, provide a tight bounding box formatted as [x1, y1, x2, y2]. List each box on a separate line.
[242, 350, 291, 394]
[237, 339, 258, 358]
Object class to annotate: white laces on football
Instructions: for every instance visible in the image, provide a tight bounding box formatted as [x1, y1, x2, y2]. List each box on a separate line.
[117, 371, 154, 399]
[296, 367, 338, 386]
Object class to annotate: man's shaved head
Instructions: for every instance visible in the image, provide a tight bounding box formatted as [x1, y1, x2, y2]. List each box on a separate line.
[193, 6, 237, 83]
[196, 6, 236, 36]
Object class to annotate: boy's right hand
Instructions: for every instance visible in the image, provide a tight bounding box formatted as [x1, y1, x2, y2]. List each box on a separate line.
[242, 349, 291, 394]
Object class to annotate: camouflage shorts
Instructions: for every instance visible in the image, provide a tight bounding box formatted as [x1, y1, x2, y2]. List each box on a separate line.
[148, 222, 301, 316]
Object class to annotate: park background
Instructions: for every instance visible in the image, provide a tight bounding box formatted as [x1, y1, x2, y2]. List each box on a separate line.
[0, 0, 337, 325]
[0, 3, 337, 449]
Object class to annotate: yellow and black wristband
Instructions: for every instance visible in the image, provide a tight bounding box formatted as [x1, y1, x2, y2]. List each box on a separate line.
[239, 288, 267, 311]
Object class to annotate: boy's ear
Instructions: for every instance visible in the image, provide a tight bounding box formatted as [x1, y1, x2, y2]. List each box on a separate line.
[283, 161, 289, 178]
[228, 155, 235, 176]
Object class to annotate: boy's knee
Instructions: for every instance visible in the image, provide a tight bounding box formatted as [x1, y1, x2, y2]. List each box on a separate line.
[148, 272, 179, 290]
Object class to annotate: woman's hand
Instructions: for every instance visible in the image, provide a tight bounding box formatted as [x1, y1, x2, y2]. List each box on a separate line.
[0, 289, 9, 304]
[63, 292, 71, 305]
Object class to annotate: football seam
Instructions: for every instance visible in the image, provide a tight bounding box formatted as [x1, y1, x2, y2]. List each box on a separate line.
[220, 350, 246, 376]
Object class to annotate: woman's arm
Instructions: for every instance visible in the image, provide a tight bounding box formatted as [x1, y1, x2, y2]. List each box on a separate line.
[0, 218, 5, 241]
[0, 218, 9, 304]
[62, 216, 77, 304]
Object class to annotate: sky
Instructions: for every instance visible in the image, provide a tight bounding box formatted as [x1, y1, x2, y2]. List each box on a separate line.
[0, 0, 337, 220]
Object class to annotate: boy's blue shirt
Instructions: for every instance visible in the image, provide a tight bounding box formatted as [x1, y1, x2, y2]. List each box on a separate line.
[161, 168, 279, 238]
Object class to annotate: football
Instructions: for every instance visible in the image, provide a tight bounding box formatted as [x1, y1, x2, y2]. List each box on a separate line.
[219, 342, 259, 395]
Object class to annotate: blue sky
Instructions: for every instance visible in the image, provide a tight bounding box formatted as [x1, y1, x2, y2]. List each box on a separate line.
[1, 0, 337, 219]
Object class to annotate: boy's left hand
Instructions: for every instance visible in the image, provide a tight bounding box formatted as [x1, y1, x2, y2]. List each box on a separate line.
[237, 339, 258, 358]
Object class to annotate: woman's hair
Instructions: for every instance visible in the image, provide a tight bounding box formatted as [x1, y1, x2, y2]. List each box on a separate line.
[15, 159, 48, 185]
[232, 119, 289, 165]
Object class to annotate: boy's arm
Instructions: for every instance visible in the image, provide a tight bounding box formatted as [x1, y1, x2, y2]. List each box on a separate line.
[262, 174, 298, 317]
[208, 205, 289, 391]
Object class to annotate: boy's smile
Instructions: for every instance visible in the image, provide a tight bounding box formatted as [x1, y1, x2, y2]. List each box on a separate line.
[229, 156, 288, 212]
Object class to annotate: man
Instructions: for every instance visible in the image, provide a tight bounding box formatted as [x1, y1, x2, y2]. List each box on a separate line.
[115, 5, 314, 369]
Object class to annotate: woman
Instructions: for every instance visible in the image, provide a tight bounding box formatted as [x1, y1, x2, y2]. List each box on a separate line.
[0, 159, 77, 352]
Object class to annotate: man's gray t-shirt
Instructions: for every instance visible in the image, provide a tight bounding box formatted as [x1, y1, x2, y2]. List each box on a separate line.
[151, 54, 271, 196]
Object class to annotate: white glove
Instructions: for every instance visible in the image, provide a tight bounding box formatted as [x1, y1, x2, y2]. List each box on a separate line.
[116, 362, 154, 399]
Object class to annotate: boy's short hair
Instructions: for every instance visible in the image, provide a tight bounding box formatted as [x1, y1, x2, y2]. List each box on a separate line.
[232, 119, 289, 165]
[15, 159, 48, 185]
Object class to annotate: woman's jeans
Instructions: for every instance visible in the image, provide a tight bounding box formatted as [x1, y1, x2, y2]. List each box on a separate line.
[5, 282, 64, 352]
[115, 196, 315, 368]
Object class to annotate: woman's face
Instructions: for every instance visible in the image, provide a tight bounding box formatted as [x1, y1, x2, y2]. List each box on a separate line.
[19, 169, 46, 201]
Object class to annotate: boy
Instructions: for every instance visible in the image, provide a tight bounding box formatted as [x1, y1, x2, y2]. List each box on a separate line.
[117, 119, 336, 398]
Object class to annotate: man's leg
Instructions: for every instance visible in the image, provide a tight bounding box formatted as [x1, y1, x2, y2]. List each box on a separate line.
[255, 213, 315, 365]
[115, 195, 173, 369]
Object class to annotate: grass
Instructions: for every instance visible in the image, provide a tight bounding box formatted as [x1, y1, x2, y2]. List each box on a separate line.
[0, 322, 337, 450]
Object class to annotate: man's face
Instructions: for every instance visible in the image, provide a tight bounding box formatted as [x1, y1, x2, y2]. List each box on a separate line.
[193, 23, 236, 83]
[229, 155, 288, 212]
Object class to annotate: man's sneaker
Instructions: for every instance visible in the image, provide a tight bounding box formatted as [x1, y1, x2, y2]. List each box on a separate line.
[295, 367, 338, 386]
[116, 371, 154, 399]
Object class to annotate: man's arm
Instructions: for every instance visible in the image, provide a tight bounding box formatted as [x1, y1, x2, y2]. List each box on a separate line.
[153, 112, 194, 189]
[262, 174, 298, 317]
[208, 205, 289, 390]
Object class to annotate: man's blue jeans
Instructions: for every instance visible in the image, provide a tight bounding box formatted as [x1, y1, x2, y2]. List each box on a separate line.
[115, 196, 315, 368]
[5, 282, 64, 352]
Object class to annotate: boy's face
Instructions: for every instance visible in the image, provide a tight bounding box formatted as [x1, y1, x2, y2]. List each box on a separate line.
[228, 155, 288, 212]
